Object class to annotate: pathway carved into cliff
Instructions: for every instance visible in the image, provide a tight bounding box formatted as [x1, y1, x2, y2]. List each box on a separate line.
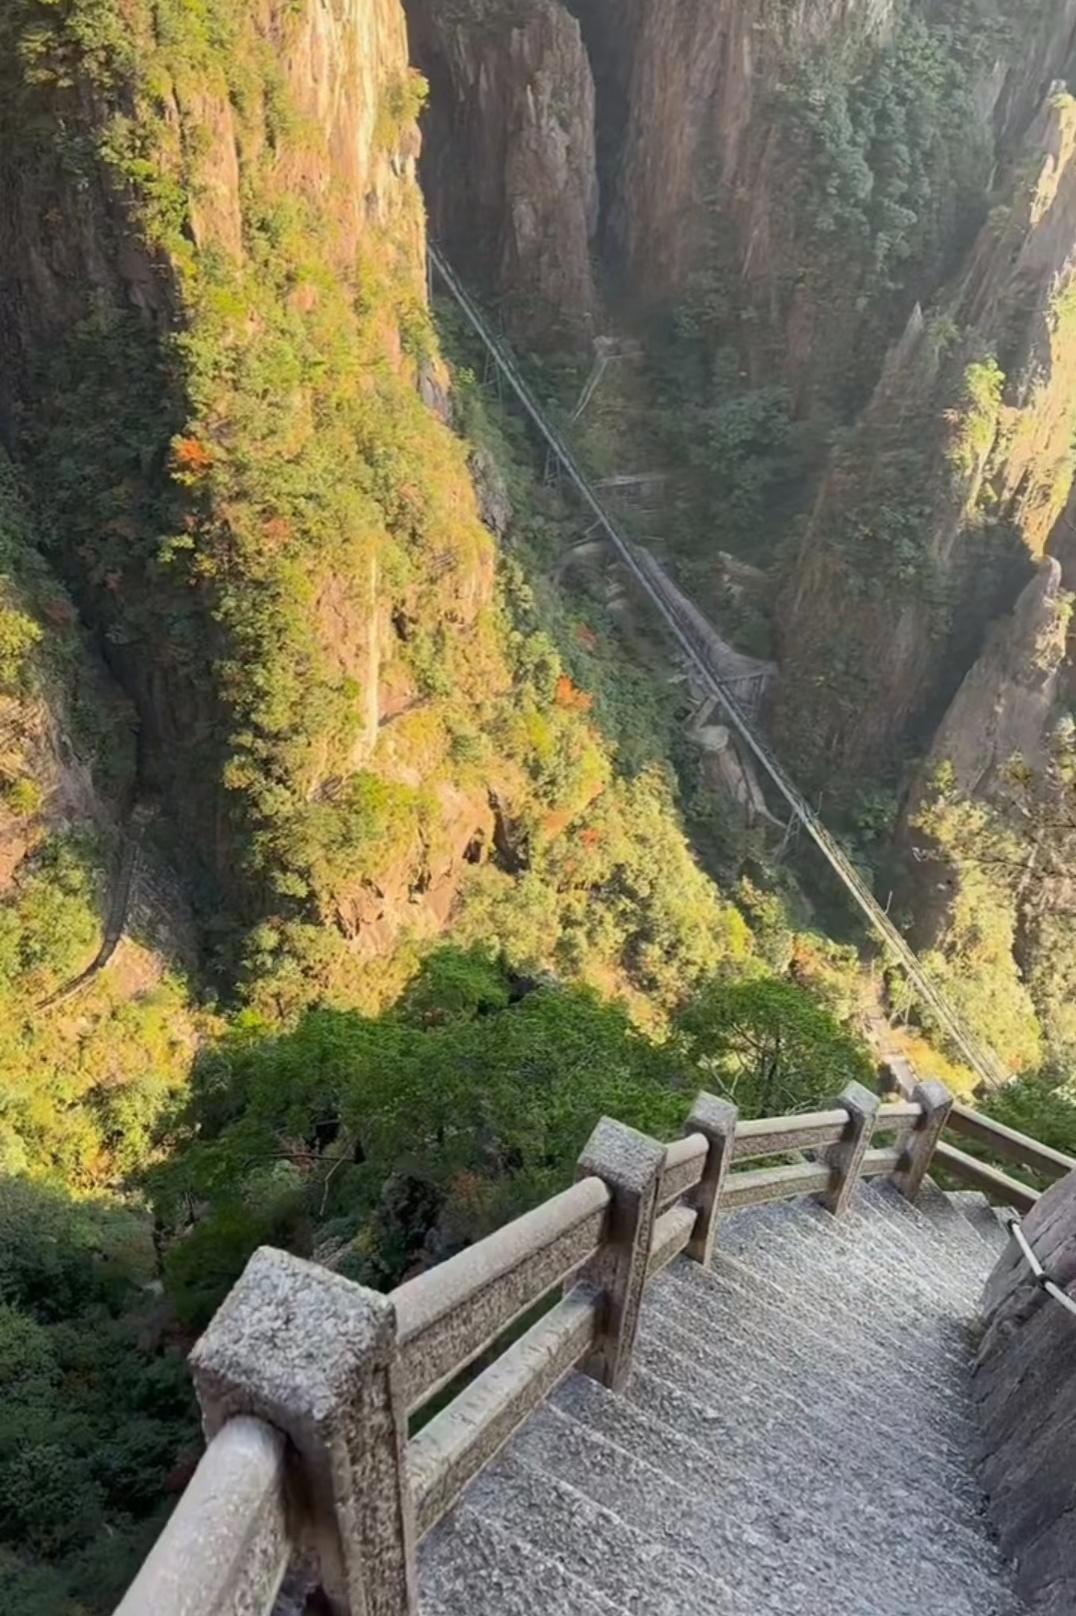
[37, 806, 148, 1011]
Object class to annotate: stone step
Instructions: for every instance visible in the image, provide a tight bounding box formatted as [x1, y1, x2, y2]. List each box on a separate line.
[637, 1289, 984, 1501]
[710, 1204, 979, 1380]
[620, 1359, 1015, 1615]
[857, 1180, 998, 1288]
[554, 1368, 1002, 1583]
[720, 1193, 983, 1325]
[945, 1189, 1015, 1262]
[878, 1179, 1007, 1278]
[544, 1369, 986, 1592]
[628, 1333, 994, 1559]
[459, 1448, 750, 1615]
[771, 1188, 988, 1312]
[507, 1399, 829, 1616]
[417, 1192, 1026, 1616]
[662, 1246, 975, 1406]
[419, 1504, 631, 1616]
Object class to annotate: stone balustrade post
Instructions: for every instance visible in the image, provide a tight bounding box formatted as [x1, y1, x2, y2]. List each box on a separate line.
[576, 1117, 665, 1393]
[820, 1082, 879, 1217]
[684, 1092, 738, 1266]
[190, 1247, 417, 1616]
[891, 1079, 952, 1203]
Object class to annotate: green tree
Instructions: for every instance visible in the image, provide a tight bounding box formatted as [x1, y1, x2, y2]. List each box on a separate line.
[153, 949, 695, 1313]
[675, 976, 874, 1117]
[0, 1179, 196, 1614]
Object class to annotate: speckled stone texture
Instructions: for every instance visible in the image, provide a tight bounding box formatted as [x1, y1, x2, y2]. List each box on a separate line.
[818, 1081, 878, 1216]
[192, 1246, 417, 1616]
[576, 1118, 665, 1392]
[683, 1092, 737, 1265]
[419, 1184, 1026, 1616]
[893, 1081, 954, 1201]
[972, 1169, 1076, 1614]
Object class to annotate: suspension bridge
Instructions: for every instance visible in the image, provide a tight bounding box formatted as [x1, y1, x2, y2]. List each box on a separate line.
[428, 246, 1009, 1091]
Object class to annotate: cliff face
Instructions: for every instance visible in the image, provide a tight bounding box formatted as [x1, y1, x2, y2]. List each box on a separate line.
[924, 559, 1069, 802]
[0, 0, 745, 1017]
[602, 0, 1076, 396]
[0, 0, 506, 985]
[405, 0, 598, 344]
[772, 92, 1076, 789]
[0, 453, 206, 1184]
[606, 0, 894, 293]
[406, 0, 1076, 414]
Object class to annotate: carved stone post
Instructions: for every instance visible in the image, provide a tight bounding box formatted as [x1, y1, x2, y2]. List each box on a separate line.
[684, 1092, 738, 1267]
[576, 1117, 665, 1393]
[820, 1082, 879, 1217]
[191, 1247, 417, 1616]
[891, 1079, 952, 1203]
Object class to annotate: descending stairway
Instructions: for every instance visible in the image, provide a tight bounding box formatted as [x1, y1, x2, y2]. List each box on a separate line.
[418, 1181, 1021, 1616]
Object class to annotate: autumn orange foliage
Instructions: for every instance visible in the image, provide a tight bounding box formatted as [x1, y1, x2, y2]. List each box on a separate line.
[172, 435, 213, 475]
[554, 673, 592, 712]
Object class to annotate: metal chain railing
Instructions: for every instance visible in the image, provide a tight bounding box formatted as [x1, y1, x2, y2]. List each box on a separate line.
[429, 245, 1008, 1091]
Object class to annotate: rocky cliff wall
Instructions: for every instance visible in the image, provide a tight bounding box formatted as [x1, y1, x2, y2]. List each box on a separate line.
[611, 0, 1076, 410]
[404, 0, 599, 345]
[0, 0, 506, 984]
[772, 92, 1076, 790]
[926, 560, 1070, 801]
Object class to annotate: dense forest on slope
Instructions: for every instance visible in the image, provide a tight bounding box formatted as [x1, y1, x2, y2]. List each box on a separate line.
[6, 0, 1076, 1608]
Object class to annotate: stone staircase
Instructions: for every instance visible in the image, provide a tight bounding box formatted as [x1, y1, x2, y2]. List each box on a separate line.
[419, 1181, 1020, 1616]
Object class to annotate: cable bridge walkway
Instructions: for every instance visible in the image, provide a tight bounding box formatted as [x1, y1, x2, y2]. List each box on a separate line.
[428, 245, 1007, 1092]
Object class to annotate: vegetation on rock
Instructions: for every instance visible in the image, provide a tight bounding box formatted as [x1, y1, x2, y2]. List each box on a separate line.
[6, 0, 1076, 1607]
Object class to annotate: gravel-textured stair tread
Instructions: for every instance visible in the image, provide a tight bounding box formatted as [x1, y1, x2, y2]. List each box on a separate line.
[706, 1211, 979, 1376]
[946, 1189, 1016, 1259]
[549, 1371, 991, 1564]
[419, 1507, 631, 1616]
[621, 1361, 1010, 1607]
[661, 1240, 977, 1384]
[783, 1189, 987, 1311]
[855, 1179, 999, 1280]
[874, 1178, 1005, 1273]
[417, 1192, 1026, 1616]
[720, 1197, 982, 1324]
[631, 1326, 990, 1525]
[462, 1451, 751, 1615]
[498, 1400, 1000, 1616]
[658, 1251, 971, 1385]
[507, 1401, 841, 1616]
[636, 1299, 982, 1489]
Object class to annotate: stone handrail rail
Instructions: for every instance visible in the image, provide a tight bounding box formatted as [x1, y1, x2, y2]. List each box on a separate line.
[933, 1140, 1041, 1214]
[937, 1103, 1076, 1213]
[657, 1130, 708, 1206]
[114, 1417, 290, 1616]
[116, 1079, 962, 1616]
[947, 1102, 1075, 1183]
[394, 1176, 611, 1413]
[882, 1067, 1075, 1211]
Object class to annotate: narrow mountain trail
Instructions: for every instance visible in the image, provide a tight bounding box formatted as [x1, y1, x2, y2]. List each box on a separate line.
[37, 810, 145, 1011]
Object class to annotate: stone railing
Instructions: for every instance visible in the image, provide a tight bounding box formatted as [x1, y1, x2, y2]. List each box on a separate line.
[881, 1064, 1076, 1212]
[114, 1079, 954, 1616]
[935, 1102, 1075, 1212]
